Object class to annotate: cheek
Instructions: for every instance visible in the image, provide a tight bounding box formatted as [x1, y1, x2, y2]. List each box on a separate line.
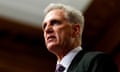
[57, 29, 72, 42]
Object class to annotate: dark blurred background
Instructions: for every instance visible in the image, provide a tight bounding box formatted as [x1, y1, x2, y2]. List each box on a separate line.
[0, 0, 120, 72]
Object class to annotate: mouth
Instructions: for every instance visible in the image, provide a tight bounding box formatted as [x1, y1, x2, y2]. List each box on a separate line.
[47, 35, 56, 43]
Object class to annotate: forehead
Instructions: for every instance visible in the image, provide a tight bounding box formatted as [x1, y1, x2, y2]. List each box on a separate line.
[43, 9, 66, 22]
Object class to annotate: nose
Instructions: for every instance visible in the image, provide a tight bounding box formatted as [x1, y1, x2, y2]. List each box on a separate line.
[44, 24, 54, 34]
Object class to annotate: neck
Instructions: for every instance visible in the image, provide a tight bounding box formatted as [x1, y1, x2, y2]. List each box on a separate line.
[57, 39, 80, 62]
[57, 48, 72, 62]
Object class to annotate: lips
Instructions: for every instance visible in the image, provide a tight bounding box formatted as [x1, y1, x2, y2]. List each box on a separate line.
[47, 35, 56, 42]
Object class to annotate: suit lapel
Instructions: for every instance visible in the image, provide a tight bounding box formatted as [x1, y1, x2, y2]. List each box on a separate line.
[67, 50, 87, 72]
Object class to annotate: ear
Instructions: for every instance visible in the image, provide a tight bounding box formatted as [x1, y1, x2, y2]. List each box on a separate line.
[72, 24, 80, 38]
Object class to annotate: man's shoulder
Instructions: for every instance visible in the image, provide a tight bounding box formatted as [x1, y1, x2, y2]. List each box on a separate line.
[82, 51, 104, 58]
[68, 51, 117, 72]
[77, 51, 111, 64]
[77, 51, 104, 62]
[76, 50, 104, 59]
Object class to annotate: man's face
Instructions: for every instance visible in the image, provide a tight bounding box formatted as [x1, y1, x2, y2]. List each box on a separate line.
[42, 9, 74, 53]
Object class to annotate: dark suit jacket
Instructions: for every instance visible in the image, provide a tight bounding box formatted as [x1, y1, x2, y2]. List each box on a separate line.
[67, 50, 118, 72]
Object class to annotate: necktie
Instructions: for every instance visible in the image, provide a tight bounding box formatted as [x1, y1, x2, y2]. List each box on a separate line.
[55, 64, 65, 72]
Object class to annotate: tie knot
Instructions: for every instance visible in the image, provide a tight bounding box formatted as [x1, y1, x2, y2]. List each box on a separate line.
[56, 64, 65, 72]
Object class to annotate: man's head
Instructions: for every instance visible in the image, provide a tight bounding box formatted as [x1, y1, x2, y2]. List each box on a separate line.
[42, 3, 84, 56]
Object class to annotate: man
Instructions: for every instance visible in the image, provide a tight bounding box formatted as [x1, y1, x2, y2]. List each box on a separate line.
[42, 3, 118, 72]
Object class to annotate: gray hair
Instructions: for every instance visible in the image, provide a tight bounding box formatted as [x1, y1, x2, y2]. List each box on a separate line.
[44, 3, 85, 43]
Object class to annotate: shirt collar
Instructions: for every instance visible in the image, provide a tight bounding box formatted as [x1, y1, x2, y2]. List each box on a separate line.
[57, 46, 82, 72]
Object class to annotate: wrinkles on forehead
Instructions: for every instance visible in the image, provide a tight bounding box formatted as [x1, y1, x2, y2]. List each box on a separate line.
[42, 9, 69, 30]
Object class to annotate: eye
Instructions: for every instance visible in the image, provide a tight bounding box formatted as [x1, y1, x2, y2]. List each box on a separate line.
[51, 20, 61, 25]
[42, 23, 46, 30]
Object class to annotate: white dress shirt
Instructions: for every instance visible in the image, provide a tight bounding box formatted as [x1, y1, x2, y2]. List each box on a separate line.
[57, 46, 82, 72]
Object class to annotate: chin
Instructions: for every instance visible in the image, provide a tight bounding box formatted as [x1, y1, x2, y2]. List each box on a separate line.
[46, 44, 58, 53]
[47, 44, 56, 50]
